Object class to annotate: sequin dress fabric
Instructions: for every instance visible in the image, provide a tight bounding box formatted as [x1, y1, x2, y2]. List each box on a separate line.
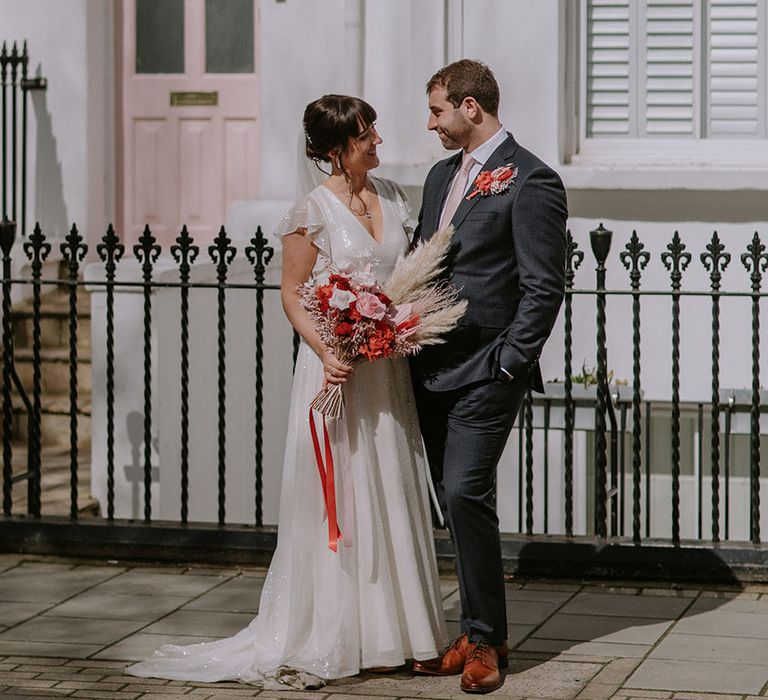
[125, 177, 447, 687]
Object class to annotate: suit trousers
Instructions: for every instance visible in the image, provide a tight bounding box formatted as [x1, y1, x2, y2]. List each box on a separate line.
[415, 375, 527, 646]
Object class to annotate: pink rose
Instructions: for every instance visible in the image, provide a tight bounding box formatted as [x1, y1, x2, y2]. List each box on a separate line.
[356, 291, 387, 320]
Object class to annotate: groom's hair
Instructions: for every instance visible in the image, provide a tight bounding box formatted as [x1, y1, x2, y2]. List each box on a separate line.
[427, 59, 500, 116]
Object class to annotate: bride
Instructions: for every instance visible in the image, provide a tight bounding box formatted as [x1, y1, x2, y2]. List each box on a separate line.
[125, 94, 447, 687]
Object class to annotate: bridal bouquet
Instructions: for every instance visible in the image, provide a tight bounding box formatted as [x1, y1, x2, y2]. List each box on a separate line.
[299, 225, 467, 419]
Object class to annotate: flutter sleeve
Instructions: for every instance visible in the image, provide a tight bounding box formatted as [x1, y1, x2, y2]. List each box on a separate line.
[273, 195, 330, 257]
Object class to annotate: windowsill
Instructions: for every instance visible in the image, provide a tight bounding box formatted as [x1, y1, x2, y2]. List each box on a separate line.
[565, 139, 768, 191]
[376, 144, 768, 191]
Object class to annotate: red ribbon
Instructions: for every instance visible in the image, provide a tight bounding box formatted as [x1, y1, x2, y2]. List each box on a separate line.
[309, 409, 342, 552]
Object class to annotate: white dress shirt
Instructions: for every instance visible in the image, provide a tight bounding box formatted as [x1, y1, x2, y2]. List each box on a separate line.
[460, 126, 508, 196]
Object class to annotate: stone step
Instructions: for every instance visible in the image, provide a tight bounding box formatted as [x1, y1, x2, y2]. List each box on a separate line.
[3, 283, 93, 450]
[12, 347, 92, 395]
[8, 393, 91, 448]
[9, 445, 98, 517]
[12, 307, 92, 351]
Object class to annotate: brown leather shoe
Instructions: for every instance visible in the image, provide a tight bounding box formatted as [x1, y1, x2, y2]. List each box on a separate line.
[460, 641, 505, 694]
[412, 634, 469, 676]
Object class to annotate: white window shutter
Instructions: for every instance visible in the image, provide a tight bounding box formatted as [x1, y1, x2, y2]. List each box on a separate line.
[644, 0, 696, 136]
[586, 0, 632, 136]
[707, 0, 762, 136]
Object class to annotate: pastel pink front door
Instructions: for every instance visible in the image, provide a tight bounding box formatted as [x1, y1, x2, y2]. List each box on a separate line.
[118, 0, 259, 249]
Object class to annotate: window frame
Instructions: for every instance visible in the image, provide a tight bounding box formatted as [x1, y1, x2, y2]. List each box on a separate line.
[571, 0, 768, 172]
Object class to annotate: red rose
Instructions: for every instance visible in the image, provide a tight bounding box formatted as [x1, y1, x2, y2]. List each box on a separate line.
[335, 321, 354, 337]
[328, 274, 351, 291]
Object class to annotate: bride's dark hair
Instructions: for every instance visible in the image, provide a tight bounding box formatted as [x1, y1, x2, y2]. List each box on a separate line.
[303, 94, 377, 169]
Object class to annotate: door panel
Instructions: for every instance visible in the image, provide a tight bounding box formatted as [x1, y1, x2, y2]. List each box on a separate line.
[179, 117, 219, 234]
[224, 119, 258, 205]
[120, 0, 259, 249]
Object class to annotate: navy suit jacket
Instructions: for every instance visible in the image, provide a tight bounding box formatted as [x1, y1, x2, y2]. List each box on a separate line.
[411, 133, 568, 393]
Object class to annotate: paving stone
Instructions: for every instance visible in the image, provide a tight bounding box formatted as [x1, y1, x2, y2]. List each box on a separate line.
[14, 562, 74, 573]
[0, 641, 101, 658]
[506, 600, 562, 625]
[69, 691, 140, 699]
[686, 596, 768, 615]
[63, 660, 127, 669]
[0, 569, 118, 604]
[0, 601, 53, 627]
[0, 689, 73, 697]
[501, 658, 603, 699]
[132, 694, 193, 700]
[626, 659, 768, 694]
[15, 665, 103, 675]
[588, 586, 642, 596]
[699, 590, 758, 600]
[140, 611, 253, 637]
[523, 583, 583, 592]
[186, 689, 261, 696]
[46, 591, 190, 622]
[53, 681, 126, 691]
[183, 567, 242, 577]
[257, 691, 329, 699]
[504, 588, 576, 604]
[121, 685, 193, 694]
[532, 613, 672, 645]
[673, 609, 768, 638]
[673, 694, 742, 700]
[34, 672, 107, 682]
[618, 691, 671, 698]
[0, 616, 145, 645]
[89, 572, 225, 598]
[126, 567, 188, 575]
[560, 593, 690, 619]
[324, 695, 395, 700]
[101, 675, 170, 684]
[639, 589, 698, 598]
[507, 624, 536, 648]
[4, 657, 69, 666]
[181, 578, 262, 614]
[94, 633, 222, 661]
[0, 677, 58, 688]
[650, 633, 768, 665]
[0, 671, 38, 680]
[0, 554, 24, 571]
[518, 637, 650, 658]
[576, 681, 617, 699]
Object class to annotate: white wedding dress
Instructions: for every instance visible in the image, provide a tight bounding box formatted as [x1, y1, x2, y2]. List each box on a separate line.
[126, 177, 447, 687]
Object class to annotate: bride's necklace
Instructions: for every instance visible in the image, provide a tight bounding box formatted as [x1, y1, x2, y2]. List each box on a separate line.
[348, 193, 372, 219]
[345, 178, 372, 219]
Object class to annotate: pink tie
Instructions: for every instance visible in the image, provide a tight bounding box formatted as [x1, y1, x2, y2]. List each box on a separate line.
[439, 151, 475, 230]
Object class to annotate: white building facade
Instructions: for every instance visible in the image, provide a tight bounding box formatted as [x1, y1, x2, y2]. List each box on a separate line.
[3, 0, 767, 540]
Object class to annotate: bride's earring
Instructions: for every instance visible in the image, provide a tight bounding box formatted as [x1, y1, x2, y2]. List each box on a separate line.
[334, 154, 342, 172]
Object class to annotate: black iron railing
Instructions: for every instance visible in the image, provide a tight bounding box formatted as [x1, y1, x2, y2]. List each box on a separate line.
[1, 41, 46, 238]
[0, 219, 768, 582]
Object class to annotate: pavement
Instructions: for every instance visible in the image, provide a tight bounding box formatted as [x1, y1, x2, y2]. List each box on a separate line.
[1, 554, 768, 699]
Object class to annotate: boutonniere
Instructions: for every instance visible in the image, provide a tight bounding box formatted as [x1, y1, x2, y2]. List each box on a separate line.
[466, 164, 518, 200]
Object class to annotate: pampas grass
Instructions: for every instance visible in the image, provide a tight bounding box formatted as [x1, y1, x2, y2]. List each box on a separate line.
[384, 225, 467, 346]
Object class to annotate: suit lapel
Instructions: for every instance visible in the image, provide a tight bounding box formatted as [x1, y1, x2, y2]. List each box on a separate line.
[450, 133, 520, 231]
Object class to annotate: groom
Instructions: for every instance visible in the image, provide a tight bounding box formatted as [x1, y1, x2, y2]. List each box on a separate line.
[411, 60, 567, 693]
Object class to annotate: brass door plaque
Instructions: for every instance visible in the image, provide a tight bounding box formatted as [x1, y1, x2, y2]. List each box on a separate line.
[170, 91, 218, 107]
